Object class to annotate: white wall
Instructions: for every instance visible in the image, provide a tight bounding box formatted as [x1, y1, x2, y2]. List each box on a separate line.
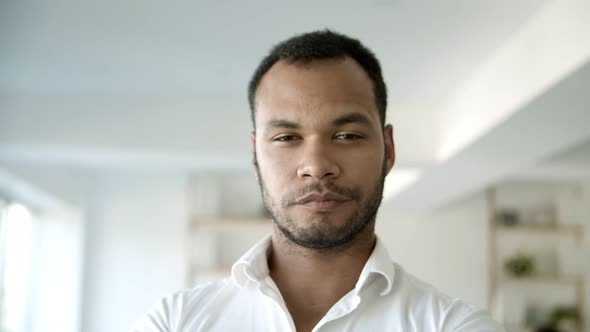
[81, 170, 187, 332]
[0, 162, 94, 210]
[0, 164, 87, 332]
[0, 163, 190, 332]
[377, 194, 490, 308]
[30, 208, 84, 332]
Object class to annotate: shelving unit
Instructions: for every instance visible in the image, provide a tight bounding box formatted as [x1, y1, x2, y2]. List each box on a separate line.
[487, 183, 587, 332]
[495, 224, 584, 244]
[187, 217, 273, 285]
[184, 171, 274, 285]
[501, 275, 584, 285]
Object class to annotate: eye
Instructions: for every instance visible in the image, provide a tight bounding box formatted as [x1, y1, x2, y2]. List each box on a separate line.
[273, 134, 300, 142]
[334, 132, 363, 141]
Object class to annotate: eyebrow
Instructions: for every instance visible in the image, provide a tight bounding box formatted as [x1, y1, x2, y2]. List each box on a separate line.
[266, 119, 300, 129]
[331, 112, 373, 128]
[263, 112, 374, 133]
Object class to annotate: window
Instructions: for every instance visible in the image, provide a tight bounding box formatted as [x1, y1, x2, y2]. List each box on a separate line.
[0, 202, 35, 332]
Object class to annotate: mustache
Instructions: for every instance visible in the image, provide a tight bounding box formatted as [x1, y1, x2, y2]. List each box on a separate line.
[282, 181, 360, 207]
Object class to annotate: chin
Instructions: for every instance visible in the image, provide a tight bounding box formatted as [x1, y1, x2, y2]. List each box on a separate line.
[294, 210, 349, 226]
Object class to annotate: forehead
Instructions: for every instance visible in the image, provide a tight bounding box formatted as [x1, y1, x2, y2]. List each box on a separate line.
[254, 57, 379, 127]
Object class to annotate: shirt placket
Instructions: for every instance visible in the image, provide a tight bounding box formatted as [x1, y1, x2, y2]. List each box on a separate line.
[258, 276, 297, 332]
[311, 291, 361, 332]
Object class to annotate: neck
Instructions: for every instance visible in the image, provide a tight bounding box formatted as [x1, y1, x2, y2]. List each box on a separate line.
[269, 222, 376, 277]
[268, 222, 376, 330]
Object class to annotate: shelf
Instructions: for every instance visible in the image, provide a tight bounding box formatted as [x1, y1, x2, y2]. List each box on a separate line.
[501, 274, 583, 285]
[503, 324, 532, 332]
[496, 223, 582, 233]
[495, 223, 584, 243]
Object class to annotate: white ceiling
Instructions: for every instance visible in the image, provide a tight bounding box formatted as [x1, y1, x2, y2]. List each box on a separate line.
[0, 0, 543, 99]
[1, 0, 589, 212]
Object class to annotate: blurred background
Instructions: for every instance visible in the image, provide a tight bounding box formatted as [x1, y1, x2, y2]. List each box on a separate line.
[1, 1, 589, 331]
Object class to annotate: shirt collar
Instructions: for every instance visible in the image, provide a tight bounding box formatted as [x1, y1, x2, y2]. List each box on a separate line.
[230, 235, 394, 296]
[355, 236, 395, 296]
[230, 235, 272, 287]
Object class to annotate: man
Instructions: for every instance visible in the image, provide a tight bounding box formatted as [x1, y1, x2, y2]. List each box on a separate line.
[130, 30, 504, 332]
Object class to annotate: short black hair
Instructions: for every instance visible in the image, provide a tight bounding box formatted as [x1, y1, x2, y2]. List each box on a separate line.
[248, 29, 387, 128]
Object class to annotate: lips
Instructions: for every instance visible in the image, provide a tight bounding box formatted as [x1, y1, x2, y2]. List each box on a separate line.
[295, 192, 352, 211]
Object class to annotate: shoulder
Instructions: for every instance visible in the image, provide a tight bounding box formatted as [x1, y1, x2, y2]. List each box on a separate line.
[388, 263, 505, 331]
[128, 278, 236, 332]
[162, 278, 236, 312]
[391, 262, 464, 306]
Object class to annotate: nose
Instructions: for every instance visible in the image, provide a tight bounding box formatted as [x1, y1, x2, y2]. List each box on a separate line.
[296, 141, 341, 180]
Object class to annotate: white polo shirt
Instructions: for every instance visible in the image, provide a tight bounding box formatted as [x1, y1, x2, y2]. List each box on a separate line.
[130, 236, 504, 332]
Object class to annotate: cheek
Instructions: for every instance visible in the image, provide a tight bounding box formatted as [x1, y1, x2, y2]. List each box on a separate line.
[342, 149, 385, 189]
[346, 146, 384, 170]
[257, 146, 298, 189]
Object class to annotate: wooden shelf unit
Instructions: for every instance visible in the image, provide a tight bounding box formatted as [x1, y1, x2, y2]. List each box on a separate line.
[495, 224, 584, 244]
[487, 187, 586, 332]
[186, 216, 273, 287]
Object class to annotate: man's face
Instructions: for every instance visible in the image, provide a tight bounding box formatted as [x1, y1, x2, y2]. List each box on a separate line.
[252, 57, 395, 249]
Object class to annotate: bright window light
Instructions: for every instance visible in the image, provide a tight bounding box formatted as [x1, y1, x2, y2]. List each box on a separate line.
[2, 203, 33, 332]
[383, 168, 422, 201]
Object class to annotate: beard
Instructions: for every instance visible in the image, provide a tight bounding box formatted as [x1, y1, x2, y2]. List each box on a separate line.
[254, 153, 387, 250]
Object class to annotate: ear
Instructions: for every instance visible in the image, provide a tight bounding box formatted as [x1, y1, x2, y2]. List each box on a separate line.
[251, 131, 258, 179]
[383, 124, 395, 175]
